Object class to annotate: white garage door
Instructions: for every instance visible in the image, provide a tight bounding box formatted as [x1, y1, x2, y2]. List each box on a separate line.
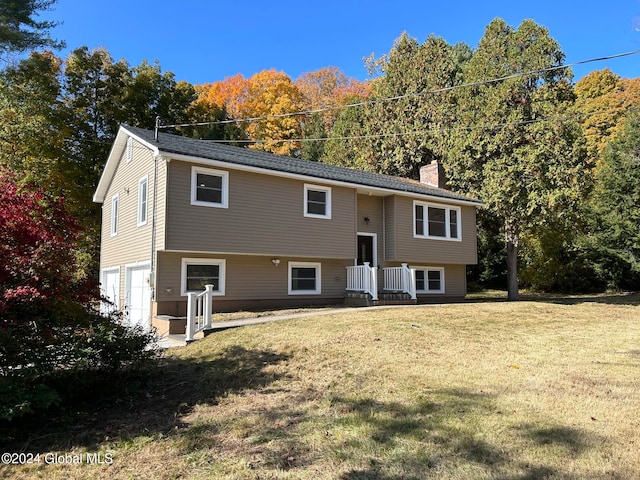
[126, 264, 151, 330]
[101, 268, 120, 314]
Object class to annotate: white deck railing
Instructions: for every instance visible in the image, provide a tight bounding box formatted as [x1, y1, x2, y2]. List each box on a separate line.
[186, 284, 214, 342]
[383, 263, 417, 300]
[346, 263, 378, 301]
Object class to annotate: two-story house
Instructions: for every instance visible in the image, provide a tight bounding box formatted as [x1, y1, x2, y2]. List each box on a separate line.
[93, 125, 483, 334]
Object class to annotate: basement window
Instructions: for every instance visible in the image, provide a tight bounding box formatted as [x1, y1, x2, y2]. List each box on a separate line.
[288, 262, 321, 294]
[181, 258, 226, 295]
[414, 267, 445, 294]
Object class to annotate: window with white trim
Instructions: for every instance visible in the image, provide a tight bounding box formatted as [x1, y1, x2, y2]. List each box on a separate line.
[181, 258, 226, 295]
[288, 262, 321, 294]
[304, 184, 331, 219]
[137, 176, 148, 226]
[191, 166, 229, 208]
[414, 201, 461, 240]
[414, 267, 445, 293]
[110, 194, 119, 236]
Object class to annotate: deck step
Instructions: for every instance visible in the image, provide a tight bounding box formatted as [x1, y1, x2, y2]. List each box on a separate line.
[344, 291, 416, 307]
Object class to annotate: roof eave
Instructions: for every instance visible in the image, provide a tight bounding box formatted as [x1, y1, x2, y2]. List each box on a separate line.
[93, 126, 160, 203]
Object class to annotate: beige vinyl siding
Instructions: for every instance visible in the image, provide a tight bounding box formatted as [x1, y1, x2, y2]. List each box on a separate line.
[418, 264, 466, 298]
[153, 157, 167, 251]
[384, 196, 398, 261]
[155, 252, 350, 314]
[99, 139, 157, 266]
[98, 139, 162, 308]
[388, 196, 477, 265]
[165, 160, 356, 258]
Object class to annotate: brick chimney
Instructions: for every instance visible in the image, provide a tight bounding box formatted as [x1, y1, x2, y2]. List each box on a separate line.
[419, 160, 447, 189]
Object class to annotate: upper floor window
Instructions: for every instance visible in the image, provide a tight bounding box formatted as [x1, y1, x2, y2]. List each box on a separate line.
[110, 194, 119, 236]
[191, 166, 229, 208]
[414, 201, 461, 241]
[304, 184, 331, 219]
[137, 176, 148, 226]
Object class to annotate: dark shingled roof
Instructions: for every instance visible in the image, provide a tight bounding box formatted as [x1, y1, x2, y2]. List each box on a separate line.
[126, 125, 482, 205]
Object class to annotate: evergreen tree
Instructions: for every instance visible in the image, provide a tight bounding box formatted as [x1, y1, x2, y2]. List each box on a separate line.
[0, 0, 63, 57]
[446, 18, 590, 300]
[585, 111, 640, 289]
[300, 113, 326, 161]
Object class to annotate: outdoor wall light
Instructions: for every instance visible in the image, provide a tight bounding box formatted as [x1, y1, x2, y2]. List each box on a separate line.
[165, 287, 173, 294]
[364, 216, 370, 224]
[271, 258, 280, 267]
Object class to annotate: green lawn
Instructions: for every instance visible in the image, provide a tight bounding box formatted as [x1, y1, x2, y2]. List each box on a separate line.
[5, 293, 640, 479]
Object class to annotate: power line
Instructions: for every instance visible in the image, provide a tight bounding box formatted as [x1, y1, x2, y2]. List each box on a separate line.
[159, 49, 640, 131]
[187, 106, 640, 146]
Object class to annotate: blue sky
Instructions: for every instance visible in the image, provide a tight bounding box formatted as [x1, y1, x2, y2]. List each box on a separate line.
[41, 0, 639, 84]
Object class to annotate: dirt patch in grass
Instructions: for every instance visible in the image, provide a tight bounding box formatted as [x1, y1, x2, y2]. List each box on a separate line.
[211, 305, 345, 322]
[4, 294, 640, 479]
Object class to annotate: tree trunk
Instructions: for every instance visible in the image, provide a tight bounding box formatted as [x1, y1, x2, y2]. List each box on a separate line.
[505, 222, 520, 301]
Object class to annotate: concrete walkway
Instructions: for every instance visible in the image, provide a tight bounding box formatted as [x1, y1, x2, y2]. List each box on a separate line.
[155, 304, 435, 349]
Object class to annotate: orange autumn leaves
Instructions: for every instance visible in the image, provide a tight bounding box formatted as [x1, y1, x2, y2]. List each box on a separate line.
[193, 67, 370, 156]
[574, 68, 640, 165]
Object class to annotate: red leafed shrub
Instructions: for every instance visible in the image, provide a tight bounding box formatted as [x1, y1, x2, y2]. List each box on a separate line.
[0, 170, 96, 313]
[0, 169, 156, 425]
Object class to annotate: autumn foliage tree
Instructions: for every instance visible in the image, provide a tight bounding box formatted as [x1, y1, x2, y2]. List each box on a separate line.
[240, 69, 305, 155]
[193, 70, 305, 155]
[295, 67, 370, 161]
[574, 69, 640, 165]
[192, 67, 369, 158]
[296, 66, 370, 127]
[0, 170, 86, 316]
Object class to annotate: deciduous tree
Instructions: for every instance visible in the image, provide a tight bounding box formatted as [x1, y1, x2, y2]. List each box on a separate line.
[194, 73, 248, 119]
[0, 47, 198, 278]
[240, 69, 305, 156]
[296, 66, 370, 129]
[0, 170, 156, 422]
[193, 70, 304, 155]
[574, 69, 640, 165]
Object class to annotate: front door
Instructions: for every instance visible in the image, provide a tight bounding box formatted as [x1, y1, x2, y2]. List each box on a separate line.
[357, 234, 375, 266]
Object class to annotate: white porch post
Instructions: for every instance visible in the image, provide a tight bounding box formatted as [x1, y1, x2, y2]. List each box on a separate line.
[408, 267, 417, 300]
[363, 262, 371, 294]
[186, 292, 197, 342]
[370, 264, 378, 301]
[203, 284, 214, 329]
[401, 263, 417, 300]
